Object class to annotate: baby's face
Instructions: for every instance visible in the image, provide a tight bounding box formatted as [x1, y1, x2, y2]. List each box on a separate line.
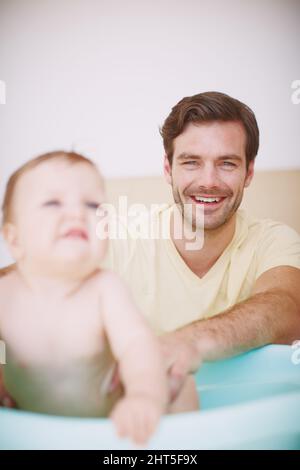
[8, 160, 107, 276]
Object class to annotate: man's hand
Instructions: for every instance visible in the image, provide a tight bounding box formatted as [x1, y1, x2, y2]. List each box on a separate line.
[159, 330, 202, 400]
[110, 394, 162, 445]
[0, 367, 16, 408]
[160, 266, 300, 399]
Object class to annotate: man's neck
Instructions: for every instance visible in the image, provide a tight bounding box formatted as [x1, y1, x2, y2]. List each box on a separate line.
[170, 210, 237, 278]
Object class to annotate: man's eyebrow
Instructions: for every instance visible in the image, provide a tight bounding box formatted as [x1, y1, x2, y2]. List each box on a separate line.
[177, 153, 201, 161]
[177, 153, 243, 162]
[217, 154, 243, 162]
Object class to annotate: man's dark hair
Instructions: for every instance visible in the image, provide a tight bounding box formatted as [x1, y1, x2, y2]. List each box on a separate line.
[160, 91, 259, 169]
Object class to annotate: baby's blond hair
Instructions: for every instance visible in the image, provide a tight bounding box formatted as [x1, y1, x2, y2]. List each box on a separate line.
[2, 151, 98, 226]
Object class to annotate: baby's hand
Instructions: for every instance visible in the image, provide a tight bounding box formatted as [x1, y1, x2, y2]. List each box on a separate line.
[110, 394, 162, 446]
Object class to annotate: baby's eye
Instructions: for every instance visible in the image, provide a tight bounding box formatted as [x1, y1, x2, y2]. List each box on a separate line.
[85, 201, 101, 210]
[43, 200, 61, 207]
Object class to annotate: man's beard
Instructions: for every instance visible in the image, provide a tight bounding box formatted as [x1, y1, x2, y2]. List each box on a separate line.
[171, 184, 244, 231]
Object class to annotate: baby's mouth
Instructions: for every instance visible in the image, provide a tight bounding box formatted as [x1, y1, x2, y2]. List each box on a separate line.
[63, 228, 89, 240]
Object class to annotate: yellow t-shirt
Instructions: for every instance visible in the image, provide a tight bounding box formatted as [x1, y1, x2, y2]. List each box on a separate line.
[103, 205, 300, 335]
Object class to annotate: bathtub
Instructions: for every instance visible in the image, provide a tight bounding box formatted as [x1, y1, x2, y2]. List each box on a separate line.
[0, 345, 299, 450]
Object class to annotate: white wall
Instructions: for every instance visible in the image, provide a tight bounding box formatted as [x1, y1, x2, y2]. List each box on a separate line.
[0, 0, 299, 265]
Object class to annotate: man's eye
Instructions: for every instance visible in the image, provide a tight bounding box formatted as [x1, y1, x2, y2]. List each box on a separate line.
[222, 161, 236, 168]
[85, 202, 100, 209]
[43, 200, 61, 207]
[183, 161, 197, 166]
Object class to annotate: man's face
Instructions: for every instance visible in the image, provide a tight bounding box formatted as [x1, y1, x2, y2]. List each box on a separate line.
[8, 160, 107, 275]
[164, 121, 254, 231]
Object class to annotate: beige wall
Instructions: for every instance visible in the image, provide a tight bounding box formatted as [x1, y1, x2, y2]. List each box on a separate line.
[1, 169, 299, 268]
[106, 170, 300, 234]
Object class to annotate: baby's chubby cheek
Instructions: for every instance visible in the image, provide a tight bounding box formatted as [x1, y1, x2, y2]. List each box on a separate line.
[95, 238, 108, 263]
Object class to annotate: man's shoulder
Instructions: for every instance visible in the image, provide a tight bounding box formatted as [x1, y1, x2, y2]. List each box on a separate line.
[236, 210, 300, 270]
[237, 209, 300, 242]
[103, 204, 173, 273]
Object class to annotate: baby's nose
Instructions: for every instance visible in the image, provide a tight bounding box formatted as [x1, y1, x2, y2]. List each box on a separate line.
[65, 204, 86, 220]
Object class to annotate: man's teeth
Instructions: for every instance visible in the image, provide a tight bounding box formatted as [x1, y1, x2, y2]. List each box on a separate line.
[194, 196, 221, 203]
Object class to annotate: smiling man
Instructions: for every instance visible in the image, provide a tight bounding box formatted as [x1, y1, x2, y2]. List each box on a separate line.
[1, 91, 300, 404]
[158, 92, 300, 385]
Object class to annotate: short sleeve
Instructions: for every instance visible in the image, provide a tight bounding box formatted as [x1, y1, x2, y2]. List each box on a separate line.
[255, 221, 300, 280]
[101, 221, 137, 276]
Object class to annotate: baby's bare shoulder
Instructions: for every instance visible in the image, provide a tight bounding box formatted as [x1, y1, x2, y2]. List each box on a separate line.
[97, 269, 126, 291]
[94, 270, 132, 309]
[0, 263, 16, 278]
[0, 266, 17, 292]
[0, 267, 18, 329]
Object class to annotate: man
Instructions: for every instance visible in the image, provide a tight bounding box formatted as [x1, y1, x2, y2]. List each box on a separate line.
[159, 91, 300, 388]
[1, 91, 300, 402]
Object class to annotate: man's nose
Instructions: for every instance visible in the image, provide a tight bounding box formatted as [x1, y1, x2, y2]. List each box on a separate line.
[197, 163, 220, 188]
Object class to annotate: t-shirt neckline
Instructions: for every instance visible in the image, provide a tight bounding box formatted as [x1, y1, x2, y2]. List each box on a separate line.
[162, 205, 248, 285]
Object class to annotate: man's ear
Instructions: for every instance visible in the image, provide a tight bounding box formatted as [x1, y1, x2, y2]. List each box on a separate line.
[244, 160, 255, 188]
[163, 155, 172, 185]
[1, 223, 23, 261]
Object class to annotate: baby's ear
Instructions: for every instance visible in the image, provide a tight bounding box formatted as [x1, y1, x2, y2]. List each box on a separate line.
[1, 223, 23, 260]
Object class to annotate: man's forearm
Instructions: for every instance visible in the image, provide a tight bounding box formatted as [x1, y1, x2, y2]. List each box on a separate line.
[183, 289, 300, 363]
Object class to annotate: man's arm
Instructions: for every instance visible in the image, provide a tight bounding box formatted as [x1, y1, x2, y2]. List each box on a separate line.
[161, 266, 300, 380]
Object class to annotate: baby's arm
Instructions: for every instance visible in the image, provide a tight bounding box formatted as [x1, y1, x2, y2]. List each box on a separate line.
[100, 271, 168, 445]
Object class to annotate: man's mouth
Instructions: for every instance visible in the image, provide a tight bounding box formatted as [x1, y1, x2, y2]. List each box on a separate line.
[63, 228, 89, 240]
[189, 195, 227, 207]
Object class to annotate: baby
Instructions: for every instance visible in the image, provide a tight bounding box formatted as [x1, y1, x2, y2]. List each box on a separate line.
[0, 151, 198, 445]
